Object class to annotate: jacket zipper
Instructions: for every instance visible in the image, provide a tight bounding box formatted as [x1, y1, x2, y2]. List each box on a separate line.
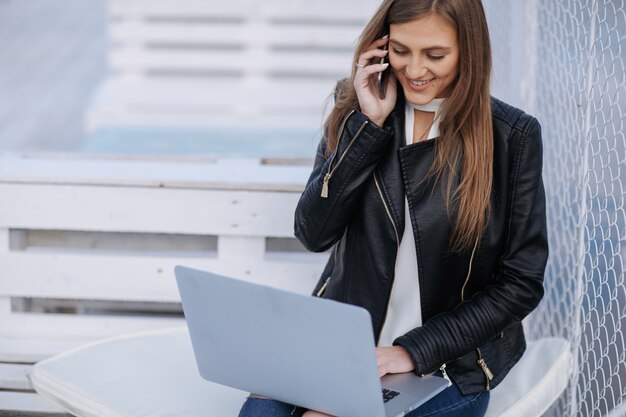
[321, 110, 368, 198]
[461, 236, 494, 391]
[460, 236, 480, 303]
[373, 171, 400, 246]
[315, 277, 331, 297]
[316, 276, 331, 297]
[477, 347, 494, 391]
[373, 170, 400, 342]
[323, 110, 354, 192]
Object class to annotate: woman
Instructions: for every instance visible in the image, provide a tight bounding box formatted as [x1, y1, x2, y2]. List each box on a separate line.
[239, 0, 547, 416]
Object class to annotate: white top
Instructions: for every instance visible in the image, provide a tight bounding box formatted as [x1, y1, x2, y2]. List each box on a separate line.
[377, 98, 445, 347]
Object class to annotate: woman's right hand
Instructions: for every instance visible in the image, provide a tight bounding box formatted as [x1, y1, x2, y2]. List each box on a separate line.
[353, 36, 397, 127]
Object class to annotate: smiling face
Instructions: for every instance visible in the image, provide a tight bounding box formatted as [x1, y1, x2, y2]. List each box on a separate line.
[389, 13, 460, 105]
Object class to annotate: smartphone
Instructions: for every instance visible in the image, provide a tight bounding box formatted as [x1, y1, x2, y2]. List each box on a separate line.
[377, 36, 390, 99]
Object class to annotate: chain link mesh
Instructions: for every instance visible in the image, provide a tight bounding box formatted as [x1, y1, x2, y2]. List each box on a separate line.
[486, 1, 625, 416]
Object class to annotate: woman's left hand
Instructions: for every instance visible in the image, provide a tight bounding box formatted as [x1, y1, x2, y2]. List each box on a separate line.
[302, 411, 334, 417]
[376, 346, 415, 377]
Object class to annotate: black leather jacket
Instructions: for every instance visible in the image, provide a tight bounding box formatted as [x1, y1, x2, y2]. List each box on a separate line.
[294, 95, 548, 395]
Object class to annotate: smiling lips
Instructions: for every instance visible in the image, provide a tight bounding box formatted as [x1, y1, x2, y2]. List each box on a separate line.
[410, 77, 435, 86]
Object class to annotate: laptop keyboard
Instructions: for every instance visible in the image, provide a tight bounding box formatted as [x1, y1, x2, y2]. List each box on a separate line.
[382, 388, 400, 403]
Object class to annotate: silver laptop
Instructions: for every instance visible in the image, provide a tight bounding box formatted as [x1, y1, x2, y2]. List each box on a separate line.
[175, 266, 448, 417]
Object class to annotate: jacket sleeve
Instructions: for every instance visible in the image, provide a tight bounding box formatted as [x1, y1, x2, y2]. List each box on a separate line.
[394, 116, 548, 374]
[294, 110, 393, 252]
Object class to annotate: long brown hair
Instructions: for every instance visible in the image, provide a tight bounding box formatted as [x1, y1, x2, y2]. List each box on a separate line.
[326, 0, 493, 253]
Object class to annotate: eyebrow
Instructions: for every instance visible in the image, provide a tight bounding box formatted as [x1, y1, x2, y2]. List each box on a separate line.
[389, 38, 451, 52]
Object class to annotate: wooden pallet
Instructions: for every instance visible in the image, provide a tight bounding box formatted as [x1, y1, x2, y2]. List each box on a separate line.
[85, 0, 381, 133]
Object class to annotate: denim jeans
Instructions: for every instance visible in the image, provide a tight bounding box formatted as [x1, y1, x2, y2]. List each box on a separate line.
[237, 382, 490, 417]
[238, 396, 307, 417]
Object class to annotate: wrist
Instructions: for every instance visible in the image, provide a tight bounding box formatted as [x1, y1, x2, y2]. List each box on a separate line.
[369, 116, 386, 128]
[394, 345, 415, 371]
[360, 110, 386, 128]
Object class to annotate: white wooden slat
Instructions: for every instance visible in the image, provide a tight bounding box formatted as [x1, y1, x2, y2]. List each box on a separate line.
[0, 297, 11, 339]
[214, 158, 261, 167]
[0, 184, 302, 236]
[86, 93, 330, 129]
[87, 104, 328, 127]
[109, 22, 361, 49]
[0, 391, 67, 415]
[90, 77, 335, 106]
[0, 157, 311, 192]
[0, 312, 185, 341]
[109, 0, 263, 18]
[1, 157, 312, 189]
[91, 101, 327, 120]
[218, 236, 266, 261]
[263, 10, 375, 22]
[249, 0, 380, 20]
[0, 298, 10, 315]
[0, 338, 93, 363]
[0, 251, 188, 302]
[101, 101, 236, 117]
[0, 229, 8, 252]
[86, 109, 325, 131]
[109, 48, 351, 77]
[0, 230, 10, 345]
[0, 251, 324, 302]
[108, 0, 379, 21]
[87, 78, 334, 126]
[0, 363, 33, 390]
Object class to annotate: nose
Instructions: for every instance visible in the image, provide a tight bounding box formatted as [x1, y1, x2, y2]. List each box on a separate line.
[405, 57, 428, 79]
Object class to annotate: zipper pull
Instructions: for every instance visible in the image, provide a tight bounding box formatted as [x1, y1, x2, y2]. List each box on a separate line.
[321, 173, 331, 198]
[439, 364, 452, 387]
[478, 357, 494, 391]
[476, 348, 493, 391]
[316, 276, 331, 297]
[477, 358, 494, 381]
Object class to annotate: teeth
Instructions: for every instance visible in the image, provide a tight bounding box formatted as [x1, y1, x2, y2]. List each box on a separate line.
[411, 78, 434, 86]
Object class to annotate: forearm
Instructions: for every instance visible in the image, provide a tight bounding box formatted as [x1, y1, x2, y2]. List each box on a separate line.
[294, 110, 393, 252]
[394, 267, 545, 373]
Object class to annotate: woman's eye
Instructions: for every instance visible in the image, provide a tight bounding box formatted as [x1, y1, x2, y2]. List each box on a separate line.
[428, 55, 445, 60]
[392, 48, 408, 56]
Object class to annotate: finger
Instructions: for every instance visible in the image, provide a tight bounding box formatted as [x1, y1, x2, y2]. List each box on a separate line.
[359, 63, 390, 78]
[354, 63, 389, 88]
[357, 48, 388, 66]
[366, 35, 390, 51]
[303, 411, 335, 417]
[249, 394, 271, 399]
